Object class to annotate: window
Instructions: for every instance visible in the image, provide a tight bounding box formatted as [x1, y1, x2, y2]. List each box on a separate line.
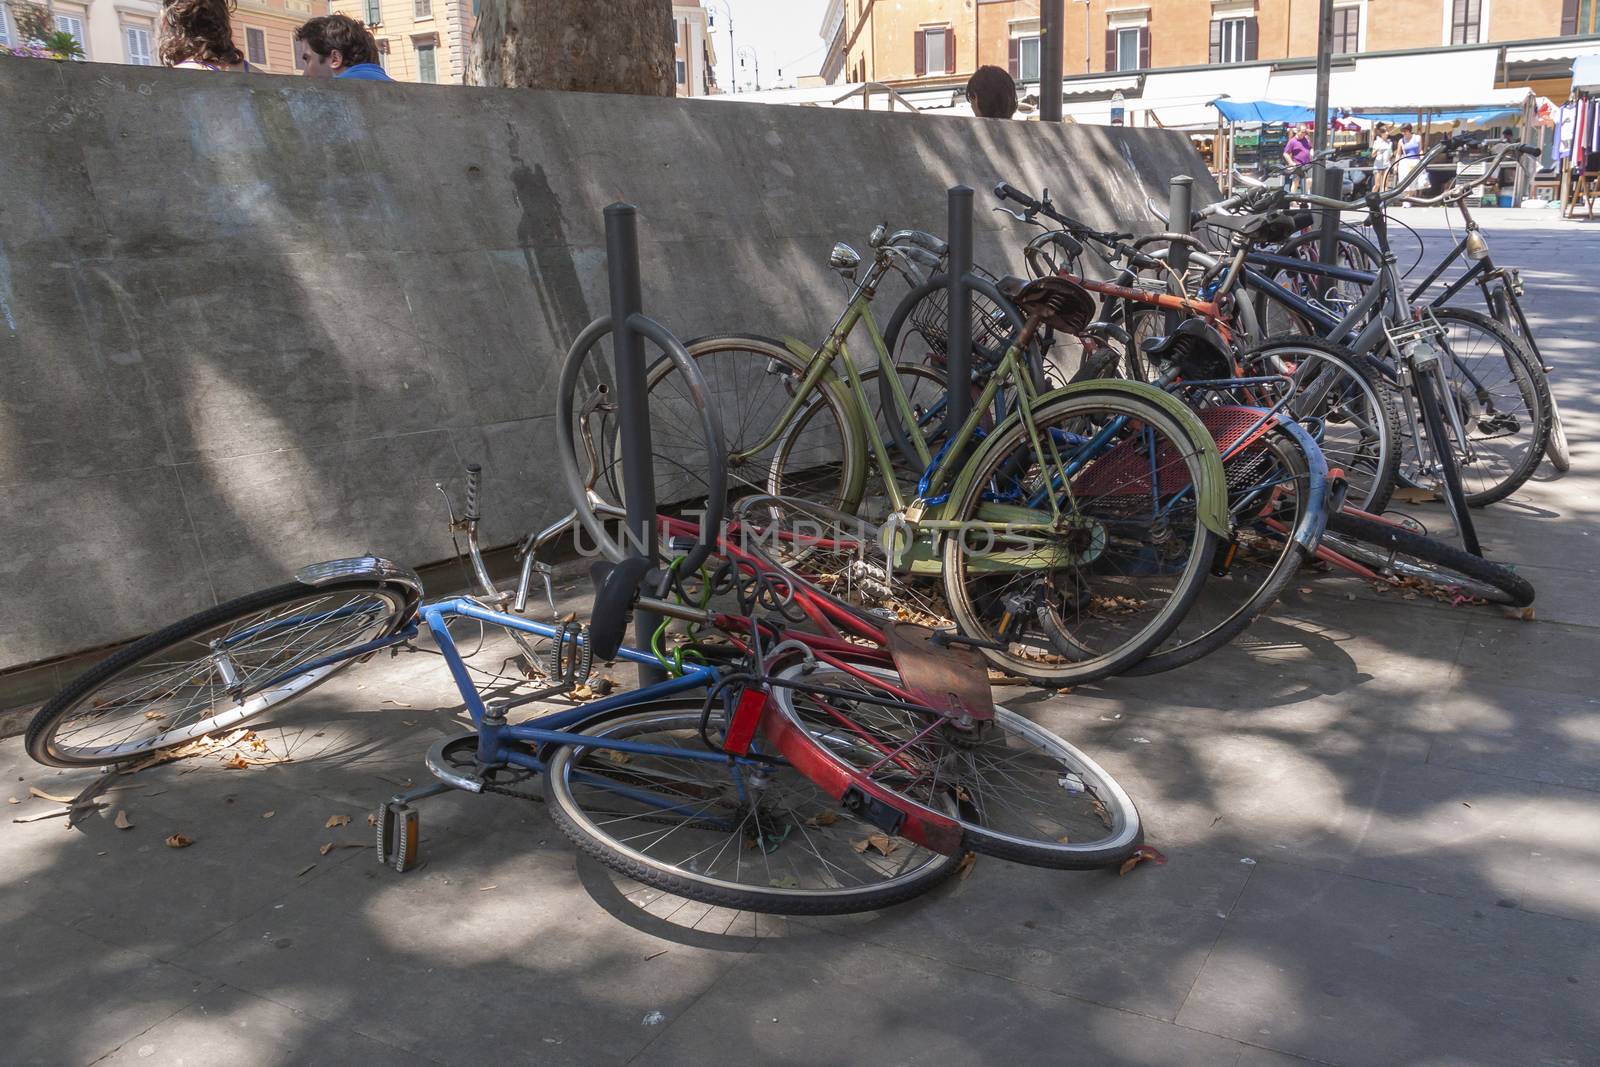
[1012, 34, 1040, 81]
[124, 25, 153, 64]
[1115, 26, 1142, 71]
[1332, 5, 1361, 52]
[414, 0, 430, 18]
[377, 37, 390, 68]
[365, 0, 381, 26]
[246, 27, 266, 65]
[914, 26, 950, 76]
[673, 19, 679, 43]
[55, 12, 86, 51]
[1450, 0, 1481, 43]
[1210, 16, 1256, 63]
[1563, 0, 1600, 35]
[416, 41, 436, 82]
[0, 5, 10, 46]
[676, 59, 685, 83]
[291, 30, 306, 69]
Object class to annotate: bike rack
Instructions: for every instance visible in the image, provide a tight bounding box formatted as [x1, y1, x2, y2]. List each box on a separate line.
[1164, 176, 1193, 334]
[603, 203, 668, 687]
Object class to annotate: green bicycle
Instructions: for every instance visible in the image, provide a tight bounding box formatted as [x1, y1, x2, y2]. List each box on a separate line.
[621, 225, 1232, 684]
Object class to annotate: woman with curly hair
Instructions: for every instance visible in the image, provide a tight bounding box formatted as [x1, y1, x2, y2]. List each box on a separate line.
[160, 0, 251, 71]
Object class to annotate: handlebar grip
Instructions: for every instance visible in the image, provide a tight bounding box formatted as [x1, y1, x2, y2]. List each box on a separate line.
[993, 181, 1029, 205]
[1519, 144, 1542, 159]
[464, 463, 481, 522]
[1292, 210, 1315, 230]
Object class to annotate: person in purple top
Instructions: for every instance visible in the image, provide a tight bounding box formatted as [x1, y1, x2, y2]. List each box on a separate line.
[1282, 125, 1314, 191]
[295, 14, 393, 81]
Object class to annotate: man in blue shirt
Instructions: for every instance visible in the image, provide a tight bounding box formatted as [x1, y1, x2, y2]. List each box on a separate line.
[295, 14, 393, 81]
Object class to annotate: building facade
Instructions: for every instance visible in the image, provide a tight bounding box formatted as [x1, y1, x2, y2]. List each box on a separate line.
[323, 0, 472, 83]
[829, 0, 1597, 86]
[673, 0, 717, 95]
[2, 0, 323, 73]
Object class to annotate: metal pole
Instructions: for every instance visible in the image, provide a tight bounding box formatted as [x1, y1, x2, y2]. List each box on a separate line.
[1164, 175, 1193, 333]
[1312, 0, 1334, 156]
[946, 185, 974, 435]
[603, 203, 665, 686]
[1317, 164, 1344, 292]
[1040, 0, 1064, 123]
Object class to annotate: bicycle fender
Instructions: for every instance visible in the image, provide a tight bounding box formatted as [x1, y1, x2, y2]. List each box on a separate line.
[1261, 415, 1332, 551]
[943, 380, 1233, 539]
[778, 335, 873, 507]
[295, 556, 424, 613]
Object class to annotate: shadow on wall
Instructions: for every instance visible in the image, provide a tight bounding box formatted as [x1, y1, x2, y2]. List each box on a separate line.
[0, 58, 1213, 673]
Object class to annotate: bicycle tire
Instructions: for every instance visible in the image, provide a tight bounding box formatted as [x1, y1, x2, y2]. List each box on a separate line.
[1491, 283, 1569, 474]
[1237, 333, 1401, 514]
[1545, 394, 1572, 472]
[28, 579, 412, 767]
[769, 662, 1143, 869]
[939, 388, 1222, 685]
[1125, 423, 1316, 676]
[877, 274, 1028, 471]
[1323, 511, 1533, 607]
[544, 704, 960, 915]
[1259, 228, 1385, 340]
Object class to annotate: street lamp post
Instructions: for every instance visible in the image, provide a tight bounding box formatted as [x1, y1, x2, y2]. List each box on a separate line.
[737, 45, 760, 92]
[706, 0, 735, 93]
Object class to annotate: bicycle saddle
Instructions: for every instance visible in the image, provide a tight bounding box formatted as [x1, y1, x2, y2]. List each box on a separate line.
[587, 556, 653, 661]
[1140, 317, 1234, 380]
[1012, 276, 1095, 335]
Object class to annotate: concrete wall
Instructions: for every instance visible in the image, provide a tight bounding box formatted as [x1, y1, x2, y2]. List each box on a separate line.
[0, 58, 1213, 673]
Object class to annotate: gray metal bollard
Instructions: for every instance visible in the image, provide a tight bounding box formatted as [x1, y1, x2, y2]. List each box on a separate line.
[603, 203, 665, 686]
[1164, 175, 1193, 333]
[1317, 165, 1345, 301]
[946, 185, 975, 435]
[1039, 0, 1064, 124]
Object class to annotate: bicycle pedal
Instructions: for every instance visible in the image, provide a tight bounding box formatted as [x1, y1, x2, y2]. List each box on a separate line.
[376, 801, 420, 873]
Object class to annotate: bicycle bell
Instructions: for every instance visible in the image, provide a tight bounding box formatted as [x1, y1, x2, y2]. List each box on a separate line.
[869, 222, 887, 248]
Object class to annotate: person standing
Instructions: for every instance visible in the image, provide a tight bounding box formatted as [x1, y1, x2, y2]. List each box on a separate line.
[1370, 122, 1393, 192]
[1283, 125, 1313, 191]
[159, 0, 251, 71]
[1394, 123, 1423, 190]
[295, 14, 392, 80]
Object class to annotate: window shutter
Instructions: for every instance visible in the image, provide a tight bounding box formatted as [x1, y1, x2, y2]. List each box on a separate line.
[1105, 29, 1116, 71]
[1138, 26, 1150, 69]
[1008, 36, 1020, 78]
[1209, 20, 1221, 63]
[914, 29, 926, 76]
[1562, 0, 1578, 35]
[1245, 17, 1259, 60]
[945, 29, 955, 74]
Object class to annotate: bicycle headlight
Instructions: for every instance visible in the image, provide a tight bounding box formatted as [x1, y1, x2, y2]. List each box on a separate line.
[1465, 230, 1490, 261]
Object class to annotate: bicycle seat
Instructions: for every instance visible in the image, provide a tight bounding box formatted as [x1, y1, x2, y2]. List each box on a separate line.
[1140, 317, 1234, 380]
[587, 556, 653, 661]
[1012, 276, 1095, 335]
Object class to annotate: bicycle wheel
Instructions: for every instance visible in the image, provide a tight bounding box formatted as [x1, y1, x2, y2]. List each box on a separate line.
[877, 274, 1027, 470]
[544, 704, 959, 914]
[28, 579, 413, 767]
[1397, 307, 1550, 506]
[1545, 394, 1573, 473]
[769, 662, 1142, 869]
[940, 388, 1222, 685]
[1258, 228, 1384, 338]
[556, 315, 728, 570]
[642, 333, 865, 511]
[1125, 419, 1317, 675]
[1238, 334, 1400, 513]
[1323, 510, 1533, 607]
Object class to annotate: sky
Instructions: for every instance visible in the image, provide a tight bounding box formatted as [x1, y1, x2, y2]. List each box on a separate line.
[704, 0, 832, 92]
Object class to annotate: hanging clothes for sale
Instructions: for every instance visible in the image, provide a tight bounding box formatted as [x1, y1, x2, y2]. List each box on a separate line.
[1555, 102, 1577, 160]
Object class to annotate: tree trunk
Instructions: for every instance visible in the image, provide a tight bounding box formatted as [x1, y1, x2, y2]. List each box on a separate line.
[470, 0, 676, 96]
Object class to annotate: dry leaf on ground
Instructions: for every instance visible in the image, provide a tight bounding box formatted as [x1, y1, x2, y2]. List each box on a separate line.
[13, 808, 70, 824]
[804, 811, 839, 828]
[296, 863, 317, 877]
[1118, 844, 1168, 876]
[143, 710, 165, 721]
[326, 814, 351, 829]
[261, 810, 275, 819]
[6, 796, 18, 805]
[114, 810, 133, 830]
[28, 786, 78, 804]
[165, 833, 193, 848]
[957, 852, 979, 880]
[851, 833, 898, 857]
[319, 842, 335, 856]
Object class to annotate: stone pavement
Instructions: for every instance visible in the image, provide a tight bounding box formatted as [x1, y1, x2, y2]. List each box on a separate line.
[3, 209, 1598, 1067]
